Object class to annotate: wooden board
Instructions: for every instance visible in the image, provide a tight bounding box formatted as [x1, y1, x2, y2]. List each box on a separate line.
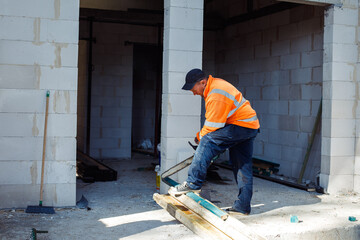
[154, 193, 266, 240]
[153, 193, 232, 240]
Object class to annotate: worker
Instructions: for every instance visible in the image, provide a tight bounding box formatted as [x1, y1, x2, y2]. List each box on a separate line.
[169, 68, 260, 215]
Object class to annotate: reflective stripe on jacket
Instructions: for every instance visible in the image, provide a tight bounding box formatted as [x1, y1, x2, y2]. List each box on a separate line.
[197, 75, 260, 140]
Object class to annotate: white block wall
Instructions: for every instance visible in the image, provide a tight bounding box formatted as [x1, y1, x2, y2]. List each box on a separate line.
[160, 0, 203, 192]
[320, 2, 359, 194]
[78, 21, 159, 159]
[203, 5, 324, 182]
[0, 0, 79, 208]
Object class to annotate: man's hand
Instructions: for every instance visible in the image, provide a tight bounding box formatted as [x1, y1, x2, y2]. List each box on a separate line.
[194, 137, 199, 145]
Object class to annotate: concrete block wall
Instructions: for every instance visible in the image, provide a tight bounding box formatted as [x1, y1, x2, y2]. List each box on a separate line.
[203, 5, 324, 182]
[0, 0, 79, 208]
[320, 2, 359, 194]
[78, 21, 158, 159]
[160, 0, 204, 193]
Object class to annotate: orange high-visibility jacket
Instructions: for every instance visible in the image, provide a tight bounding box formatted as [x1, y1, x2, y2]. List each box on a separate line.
[196, 75, 260, 141]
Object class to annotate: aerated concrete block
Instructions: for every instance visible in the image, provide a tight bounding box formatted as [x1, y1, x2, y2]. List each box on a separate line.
[52, 91, 77, 114]
[0, 161, 33, 184]
[301, 50, 322, 68]
[39, 66, 78, 90]
[324, 43, 357, 63]
[255, 44, 270, 58]
[161, 115, 200, 138]
[260, 114, 279, 130]
[46, 114, 77, 137]
[271, 40, 290, 57]
[264, 143, 281, 160]
[281, 146, 304, 163]
[355, 155, 360, 175]
[165, 7, 203, 30]
[270, 70, 290, 85]
[322, 118, 355, 138]
[322, 100, 355, 119]
[324, 24, 356, 44]
[160, 137, 195, 160]
[0, 137, 44, 161]
[329, 156, 355, 175]
[326, 174, 354, 194]
[280, 53, 301, 70]
[0, 64, 38, 89]
[0, 89, 48, 113]
[164, 28, 203, 51]
[322, 137, 355, 156]
[279, 23, 299, 41]
[324, 6, 358, 26]
[163, 49, 202, 72]
[354, 175, 360, 193]
[164, 0, 203, 9]
[291, 36, 312, 53]
[40, 19, 79, 44]
[162, 94, 201, 116]
[278, 115, 300, 131]
[51, 137, 76, 161]
[301, 84, 322, 100]
[0, 16, 34, 41]
[289, 100, 311, 116]
[323, 62, 355, 81]
[323, 81, 355, 100]
[268, 100, 288, 115]
[54, 183, 76, 206]
[0, 0, 54, 19]
[280, 85, 301, 100]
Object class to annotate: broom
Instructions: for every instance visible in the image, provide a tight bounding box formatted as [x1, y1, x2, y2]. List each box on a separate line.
[26, 91, 55, 214]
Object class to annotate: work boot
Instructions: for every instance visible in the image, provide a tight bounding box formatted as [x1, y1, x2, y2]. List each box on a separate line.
[224, 207, 249, 216]
[168, 181, 201, 196]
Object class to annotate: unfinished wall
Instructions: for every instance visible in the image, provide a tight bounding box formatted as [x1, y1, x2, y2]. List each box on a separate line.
[160, 0, 204, 191]
[0, 0, 79, 208]
[78, 20, 159, 159]
[321, 2, 359, 194]
[203, 5, 324, 182]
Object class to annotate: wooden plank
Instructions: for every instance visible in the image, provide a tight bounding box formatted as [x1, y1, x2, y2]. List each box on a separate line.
[76, 151, 117, 182]
[153, 193, 232, 240]
[171, 193, 266, 240]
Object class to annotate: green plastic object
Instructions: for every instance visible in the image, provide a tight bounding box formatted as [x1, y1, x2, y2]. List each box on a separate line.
[186, 192, 228, 219]
[290, 215, 299, 223]
[46, 90, 50, 97]
[349, 216, 357, 222]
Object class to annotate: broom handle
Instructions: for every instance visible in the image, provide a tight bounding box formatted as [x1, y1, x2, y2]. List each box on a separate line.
[40, 91, 50, 206]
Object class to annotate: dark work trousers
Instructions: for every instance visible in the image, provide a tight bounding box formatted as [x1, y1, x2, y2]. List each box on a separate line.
[186, 124, 258, 214]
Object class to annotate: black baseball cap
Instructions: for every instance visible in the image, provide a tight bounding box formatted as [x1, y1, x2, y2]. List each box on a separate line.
[182, 69, 206, 90]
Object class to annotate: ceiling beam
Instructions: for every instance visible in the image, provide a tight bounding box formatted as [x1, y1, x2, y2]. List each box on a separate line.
[277, 0, 341, 6]
[226, 2, 300, 26]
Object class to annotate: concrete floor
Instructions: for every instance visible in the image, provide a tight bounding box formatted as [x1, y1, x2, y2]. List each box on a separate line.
[0, 154, 359, 240]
